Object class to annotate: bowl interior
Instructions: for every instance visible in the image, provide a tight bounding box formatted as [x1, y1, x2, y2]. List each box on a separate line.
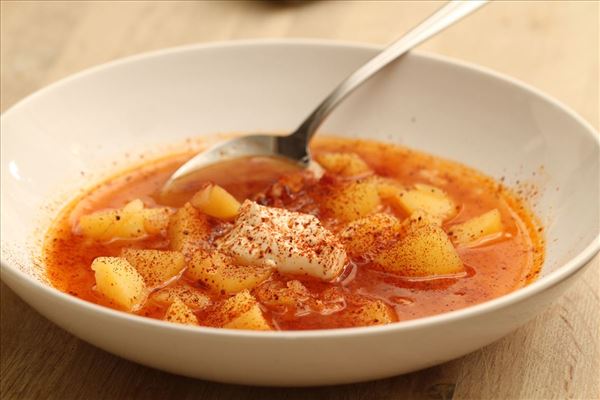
[1, 40, 598, 291]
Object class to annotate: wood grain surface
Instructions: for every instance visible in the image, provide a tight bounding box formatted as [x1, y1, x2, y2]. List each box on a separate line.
[1, 1, 598, 399]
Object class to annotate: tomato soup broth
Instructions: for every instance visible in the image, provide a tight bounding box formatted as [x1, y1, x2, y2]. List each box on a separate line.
[44, 137, 544, 330]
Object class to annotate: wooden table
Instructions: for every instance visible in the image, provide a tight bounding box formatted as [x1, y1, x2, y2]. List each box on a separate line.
[1, 1, 598, 399]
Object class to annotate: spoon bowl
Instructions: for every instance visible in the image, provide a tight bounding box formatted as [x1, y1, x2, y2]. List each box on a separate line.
[160, 152, 303, 206]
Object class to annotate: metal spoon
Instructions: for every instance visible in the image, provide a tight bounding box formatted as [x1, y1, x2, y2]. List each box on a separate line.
[162, 0, 487, 194]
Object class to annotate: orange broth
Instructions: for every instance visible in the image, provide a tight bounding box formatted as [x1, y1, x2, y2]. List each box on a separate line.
[44, 137, 544, 330]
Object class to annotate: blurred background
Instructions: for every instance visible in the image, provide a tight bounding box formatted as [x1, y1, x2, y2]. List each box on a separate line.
[1, 1, 598, 128]
[1, 2, 598, 400]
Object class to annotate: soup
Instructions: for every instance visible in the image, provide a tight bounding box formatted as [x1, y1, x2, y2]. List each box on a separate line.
[44, 137, 544, 330]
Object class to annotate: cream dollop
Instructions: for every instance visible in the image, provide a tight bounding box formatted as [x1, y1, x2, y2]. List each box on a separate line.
[217, 200, 347, 281]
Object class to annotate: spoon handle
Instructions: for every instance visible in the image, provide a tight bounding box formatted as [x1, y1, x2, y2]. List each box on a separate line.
[279, 0, 488, 161]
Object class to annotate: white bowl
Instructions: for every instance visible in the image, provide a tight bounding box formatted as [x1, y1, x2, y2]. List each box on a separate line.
[1, 40, 598, 386]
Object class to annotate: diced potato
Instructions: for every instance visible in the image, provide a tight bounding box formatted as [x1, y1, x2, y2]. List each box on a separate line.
[167, 203, 211, 256]
[375, 214, 463, 277]
[153, 284, 211, 309]
[339, 213, 402, 258]
[80, 201, 144, 240]
[386, 183, 456, 222]
[163, 297, 198, 325]
[79, 199, 171, 241]
[415, 183, 446, 197]
[121, 248, 185, 288]
[323, 181, 380, 222]
[376, 178, 406, 201]
[224, 304, 271, 330]
[190, 184, 241, 220]
[348, 298, 396, 326]
[256, 281, 346, 316]
[254, 280, 312, 309]
[315, 152, 372, 177]
[91, 257, 146, 310]
[188, 250, 273, 293]
[143, 207, 173, 235]
[448, 209, 503, 246]
[221, 290, 271, 330]
[79, 209, 122, 239]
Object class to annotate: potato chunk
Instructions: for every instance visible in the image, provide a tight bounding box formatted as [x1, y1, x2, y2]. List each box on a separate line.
[79, 199, 172, 241]
[375, 213, 463, 277]
[188, 250, 273, 293]
[163, 297, 197, 325]
[224, 305, 271, 330]
[153, 284, 211, 309]
[255, 280, 346, 316]
[221, 290, 271, 330]
[448, 209, 503, 246]
[190, 184, 241, 220]
[91, 257, 146, 310]
[323, 181, 380, 222]
[339, 213, 402, 258]
[348, 298, 396, 326]
[121, 248, 185, 289]
[316, 152, 372, 177]
[390, 183, 455, 222]
[254, 279, 312, 309]
[143, 207, 173, 235]
[376, 178, 406, 201]
[167, 203, 211, 256]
